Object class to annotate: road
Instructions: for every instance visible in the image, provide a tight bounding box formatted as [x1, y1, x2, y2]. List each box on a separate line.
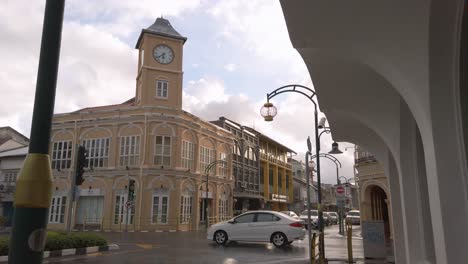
[43, 225, 364, 264]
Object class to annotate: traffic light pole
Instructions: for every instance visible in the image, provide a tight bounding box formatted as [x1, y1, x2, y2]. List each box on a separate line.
[8, 1, 65, 263]
[66, 145, 80, 233]
[126, 179, 135, 232]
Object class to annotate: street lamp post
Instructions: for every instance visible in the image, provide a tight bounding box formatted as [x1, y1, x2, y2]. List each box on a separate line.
[310, 153, 345, 235]
[310, 153, 342, 186]
[260, 84, 343, 262]
[305, 138, 314, 263]
[203, 159, 228, 229]
[338, 176, 354, 233]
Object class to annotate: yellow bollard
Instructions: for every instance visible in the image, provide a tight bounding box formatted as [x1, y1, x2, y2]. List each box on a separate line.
[311, 233, 316, 264]
[347, 222, 353, 263]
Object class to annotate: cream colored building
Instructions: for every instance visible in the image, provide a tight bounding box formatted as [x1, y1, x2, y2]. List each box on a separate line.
[48, 18, 235, 231]
[355, 146, 393, 241]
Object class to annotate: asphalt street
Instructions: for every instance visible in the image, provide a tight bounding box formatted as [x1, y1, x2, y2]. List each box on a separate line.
[43, 225, 365, 264]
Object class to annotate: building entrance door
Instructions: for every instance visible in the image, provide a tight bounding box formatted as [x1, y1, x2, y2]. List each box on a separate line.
[370, 186, 390, 239]
[76, 196, 104, 225]
[199, 198, 212, 224]
[114, 194, 134, 225]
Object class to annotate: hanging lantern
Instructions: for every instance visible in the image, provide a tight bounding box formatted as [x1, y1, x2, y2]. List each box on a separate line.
[260, 102, 277, 122]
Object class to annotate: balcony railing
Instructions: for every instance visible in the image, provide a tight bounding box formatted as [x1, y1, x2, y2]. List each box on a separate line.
[355, 155, 377, 164]
[0, 184, 15, 193]
[260, 153, 292, 169]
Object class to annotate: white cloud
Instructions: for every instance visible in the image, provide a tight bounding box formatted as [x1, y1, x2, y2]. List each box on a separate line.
[65, 0, 202, 38]
[207, 0, 308, 80]
[223, 63, 236, 72]
[184, 77, 229, 105]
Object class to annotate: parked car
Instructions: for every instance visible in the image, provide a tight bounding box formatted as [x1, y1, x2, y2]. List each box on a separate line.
[299, 209, 319, 229]
[345, 210, 361, 225]
[207, 211, 306, 248]
[280, 211, 300, 219]
[322, 212, 330, 226]
[326, 212, 338, 225]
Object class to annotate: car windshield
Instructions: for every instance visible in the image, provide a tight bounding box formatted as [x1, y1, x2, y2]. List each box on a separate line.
[301, 210, 318, 216]
[348, 211, 360, 216]
[328, 212, 337, 217]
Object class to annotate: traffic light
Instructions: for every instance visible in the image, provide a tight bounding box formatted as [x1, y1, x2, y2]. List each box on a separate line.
[128, 179, 135, 202]
[75, 145, 88, 186]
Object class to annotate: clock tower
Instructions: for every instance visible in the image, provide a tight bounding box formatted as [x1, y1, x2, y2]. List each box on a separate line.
[135, 18, 187, 109]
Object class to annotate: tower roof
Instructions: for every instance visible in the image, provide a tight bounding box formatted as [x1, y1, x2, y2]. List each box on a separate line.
[135, 17, 187, 48]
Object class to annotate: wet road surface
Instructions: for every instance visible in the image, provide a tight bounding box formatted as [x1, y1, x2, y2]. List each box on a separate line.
[43, 225, 365, 264]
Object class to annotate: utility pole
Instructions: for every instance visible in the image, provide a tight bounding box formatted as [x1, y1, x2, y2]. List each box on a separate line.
[126, 179, 135, 232]
[8, 1, 65, 263]
[66, 145, 87, 233]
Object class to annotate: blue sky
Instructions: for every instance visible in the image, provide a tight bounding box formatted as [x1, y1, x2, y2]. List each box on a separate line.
[0, 0, 356, 183]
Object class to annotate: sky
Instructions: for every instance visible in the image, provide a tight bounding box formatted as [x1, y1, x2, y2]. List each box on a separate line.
[0, 0, 356, 184]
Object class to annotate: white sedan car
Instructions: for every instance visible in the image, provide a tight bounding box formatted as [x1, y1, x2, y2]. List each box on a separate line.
[207, 211, 305, 247]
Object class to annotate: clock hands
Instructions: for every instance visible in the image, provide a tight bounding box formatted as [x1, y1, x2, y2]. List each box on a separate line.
[156, 53, 166, 60]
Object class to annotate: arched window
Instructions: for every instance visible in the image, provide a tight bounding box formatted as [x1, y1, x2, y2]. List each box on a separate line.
[219, 193, 228, 221]
[180, 189, 193, 224]
[119, 135, 140, 166]
[152, 188, 169, 224]
[181, 140, 194, 170]
[154, 135, 171, 166]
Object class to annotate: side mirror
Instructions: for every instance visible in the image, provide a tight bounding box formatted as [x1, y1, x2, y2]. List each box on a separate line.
[228, 220, 235, 224]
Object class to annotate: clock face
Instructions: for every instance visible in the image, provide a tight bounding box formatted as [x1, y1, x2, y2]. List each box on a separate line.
[153, 44, 174, 64]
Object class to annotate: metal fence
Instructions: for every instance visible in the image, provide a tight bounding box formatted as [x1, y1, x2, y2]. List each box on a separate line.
[76, 216, 195, 232]
[207, 216, 233, 227]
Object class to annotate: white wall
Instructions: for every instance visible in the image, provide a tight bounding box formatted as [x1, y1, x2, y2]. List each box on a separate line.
[280, 0, 468, 262]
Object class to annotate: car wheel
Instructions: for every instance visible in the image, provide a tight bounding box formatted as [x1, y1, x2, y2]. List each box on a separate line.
[214, 230, 228, 245]
[271, 232, 287, 248]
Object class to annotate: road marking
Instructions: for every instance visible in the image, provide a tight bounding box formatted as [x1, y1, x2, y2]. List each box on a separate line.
[246, 257, 308, 264]
[136, 243, 153, 249]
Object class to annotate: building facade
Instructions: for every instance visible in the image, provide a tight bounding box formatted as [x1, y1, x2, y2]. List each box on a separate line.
[48, 18, 235, 232]
[355, 146, 392, 241]
[211, 117, 262, 215]
[251, 131, 294, 211]
[290, 158, 317, 214]
[0, 127, 29, 152]
[0, 127, 29, 226]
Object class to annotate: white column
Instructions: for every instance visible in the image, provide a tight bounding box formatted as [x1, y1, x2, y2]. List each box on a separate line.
[387, 155, 409, 264]
[397, 102, 435, 263]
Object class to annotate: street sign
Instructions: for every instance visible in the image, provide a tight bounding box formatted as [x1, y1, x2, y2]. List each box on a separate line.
[336, 186, 345, 196]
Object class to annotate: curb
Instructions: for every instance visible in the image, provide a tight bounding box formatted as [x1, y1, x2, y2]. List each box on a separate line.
[0, 244, 119, 262]
[101, 230, 179, 233]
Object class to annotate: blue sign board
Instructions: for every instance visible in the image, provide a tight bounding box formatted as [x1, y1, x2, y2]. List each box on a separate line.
[362, 221, 386, 259]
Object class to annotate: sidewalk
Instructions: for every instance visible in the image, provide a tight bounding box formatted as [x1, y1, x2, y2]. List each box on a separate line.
[322, 225, 394, 264]
[324, 225, 364, 261]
